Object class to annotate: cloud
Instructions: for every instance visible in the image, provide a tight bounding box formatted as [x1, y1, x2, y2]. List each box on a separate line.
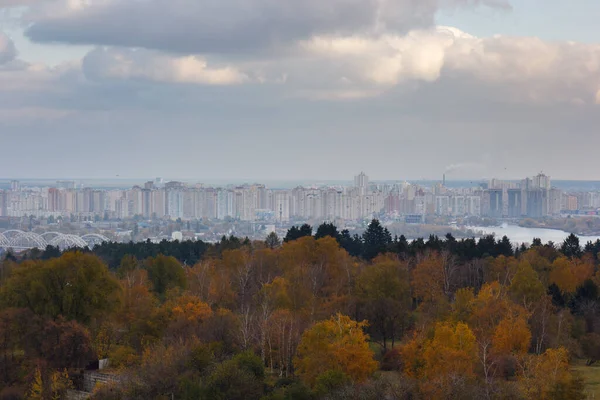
[0, 0, 43, 7]
[287, 27, 600, 104]
[24, 0, 508, 54]
[0, 32, 16, 65]
[82, 48, 248, 85]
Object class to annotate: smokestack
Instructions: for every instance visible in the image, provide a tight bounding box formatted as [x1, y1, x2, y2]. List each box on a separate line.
[443, 174, 446, 186]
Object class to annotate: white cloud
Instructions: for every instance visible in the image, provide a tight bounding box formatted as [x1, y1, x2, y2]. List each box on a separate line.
[82, 48, 248, 85]
[292, 27, 600, 104]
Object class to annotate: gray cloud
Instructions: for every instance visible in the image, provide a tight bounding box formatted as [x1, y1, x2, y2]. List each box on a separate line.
[0, 0, 44, 7]
[8, 0, 600, 181]
[24, 0, 507, 54]
[0, 32, 16, 64]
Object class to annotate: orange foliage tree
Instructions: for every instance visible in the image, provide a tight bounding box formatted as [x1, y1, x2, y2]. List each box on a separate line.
[294, 313, 377, 387]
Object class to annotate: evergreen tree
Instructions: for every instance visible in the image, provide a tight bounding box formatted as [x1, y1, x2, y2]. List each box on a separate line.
[338, 230, 363, 257]
[497, 236, 514, 257]
[265, 232, 281, 249]
[314, 223, 339, 241]
[362, 219, 392, 260]
[561, 233, 582, 258]
[284, 224, 312, 243]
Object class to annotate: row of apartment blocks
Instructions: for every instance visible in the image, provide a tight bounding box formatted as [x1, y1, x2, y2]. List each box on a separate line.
[0, 184, 387, 221]
[1, 174, 598, 221]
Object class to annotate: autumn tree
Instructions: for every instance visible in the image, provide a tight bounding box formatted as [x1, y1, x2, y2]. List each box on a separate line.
[485, 255, 519, 286]
[509, 261, 545, 311]
[518, 347, 585, 400]
[417, 322, 478, 399]
[550, 257, 579, 296]
[162, 294, 213, 341]
[115, 268, 161, 350]
[145, 254, 187, 298]
[355, 255, 411, 352]
[294, 314, 377, 387]
[25, 317, 96, 371]
[492, 316, 531, 356]
[411, 253, 454, 326]
[0, 252, 121, 323]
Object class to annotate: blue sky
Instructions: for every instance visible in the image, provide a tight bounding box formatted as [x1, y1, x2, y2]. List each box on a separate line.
[1, 0, 600, 181]
[437, 0, 600, 43]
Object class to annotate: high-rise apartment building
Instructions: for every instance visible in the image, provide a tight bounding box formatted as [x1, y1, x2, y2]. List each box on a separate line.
[488, 189, 503, 218]
[507, 189, 522, 218]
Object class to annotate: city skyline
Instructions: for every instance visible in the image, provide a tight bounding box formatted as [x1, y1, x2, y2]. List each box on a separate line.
[2, 172, 599, 223]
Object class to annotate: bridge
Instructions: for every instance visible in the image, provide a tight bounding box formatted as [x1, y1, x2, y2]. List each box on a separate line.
[0, 230, 110, 252]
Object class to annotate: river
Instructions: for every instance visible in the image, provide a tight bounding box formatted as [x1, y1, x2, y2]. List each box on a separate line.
[467, 224, 600, 245]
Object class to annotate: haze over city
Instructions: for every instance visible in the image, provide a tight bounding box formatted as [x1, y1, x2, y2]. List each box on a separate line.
[1, 0, 600, 179]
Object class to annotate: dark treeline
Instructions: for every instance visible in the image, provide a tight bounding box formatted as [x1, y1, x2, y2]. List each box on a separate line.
[21, 219, 600, 269]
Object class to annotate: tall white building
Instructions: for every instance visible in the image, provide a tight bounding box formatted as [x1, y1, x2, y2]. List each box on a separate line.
[354, 172, 369, 196]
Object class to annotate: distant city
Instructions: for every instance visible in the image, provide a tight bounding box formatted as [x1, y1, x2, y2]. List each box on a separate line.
[0, 173, 597, 222]
[1, 172, 600, 250]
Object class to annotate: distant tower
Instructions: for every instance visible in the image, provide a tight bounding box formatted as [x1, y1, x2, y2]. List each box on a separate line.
[443, 174, 446, 187]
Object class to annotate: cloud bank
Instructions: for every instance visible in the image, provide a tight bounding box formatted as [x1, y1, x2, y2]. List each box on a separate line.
[1, 0, 600, 180]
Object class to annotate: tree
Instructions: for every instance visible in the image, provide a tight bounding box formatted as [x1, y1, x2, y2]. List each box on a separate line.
[415, 322, 478, 399]
[265, 232, 281, 249]
[284, 224, 312, 243]
[26, 317, 96, 370]
[497, 236, 514, 257]
[509, 261, 545, 311]
[0, 252, 121, 323]
[492, 316, 531, 356]
[580, 333, 600, 366]
[145, 254, 187, 297]
[355, 256, 411, 352]
[315, 223, 339, 241]
[550, 257, 579, 295]
[362, 219, 392, 260]
[204, 352, 265, 400]
[163, 294, 213, 341]
[519, 347, 585, 400]
[338, 230, 363, 257]
[294, 314, 378, 387]
[411, 253, 447, 306]
[560, 233, 582, 258]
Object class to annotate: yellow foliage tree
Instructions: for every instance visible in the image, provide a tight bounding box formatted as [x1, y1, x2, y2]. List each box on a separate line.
[423, 322, 477, 379]
[492, 316, 532, 356]
[519, 347, 584, 399]
[27, 368, 73, 400]
[550, 257, 578, 295]
[294, 314, 378, 387]
[411, 255, 446, 304]
[509, 261, 545, 311]
[421, 322, 478, 399]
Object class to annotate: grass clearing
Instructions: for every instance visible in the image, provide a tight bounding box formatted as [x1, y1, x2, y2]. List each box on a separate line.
[572, 359, 600, 399]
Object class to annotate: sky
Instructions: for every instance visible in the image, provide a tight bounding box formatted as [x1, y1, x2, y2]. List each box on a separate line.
[1, 0, 600, 182]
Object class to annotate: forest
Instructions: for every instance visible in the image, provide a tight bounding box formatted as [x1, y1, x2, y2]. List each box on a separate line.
[1, 219, 600, 399]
